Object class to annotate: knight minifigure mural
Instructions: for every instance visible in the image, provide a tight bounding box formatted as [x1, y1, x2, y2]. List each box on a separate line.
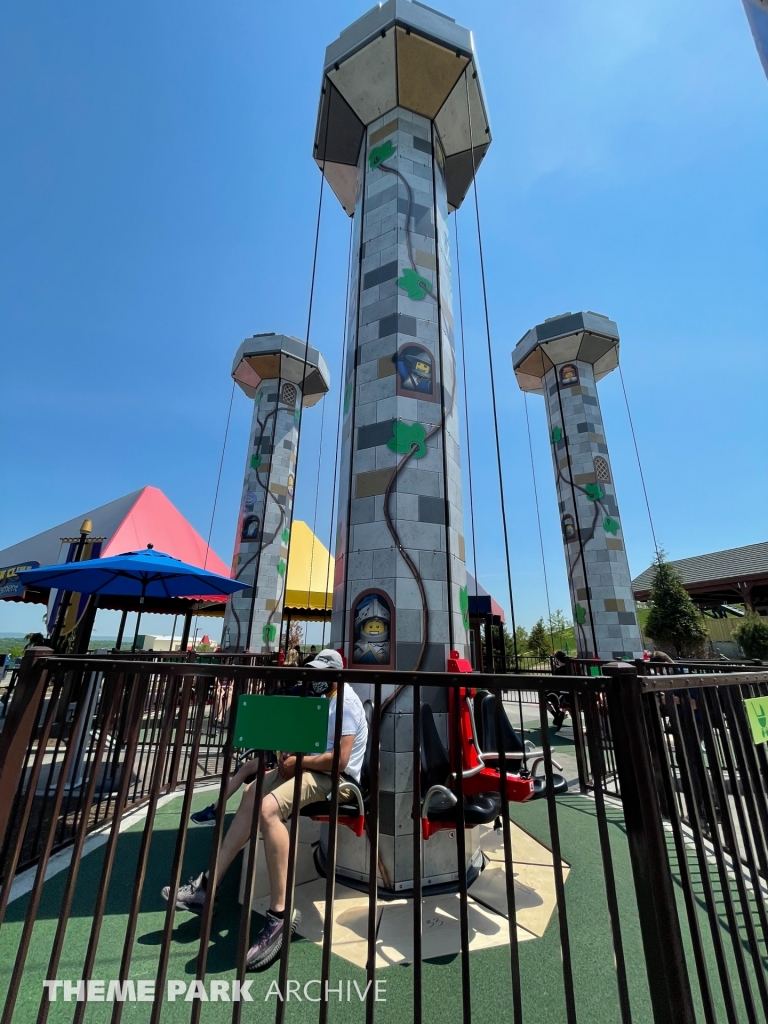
[393, 344, 435, 399]
[351, 591, 393, 666]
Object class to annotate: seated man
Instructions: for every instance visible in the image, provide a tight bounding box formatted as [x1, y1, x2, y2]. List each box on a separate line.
[162, 648, 368, 972]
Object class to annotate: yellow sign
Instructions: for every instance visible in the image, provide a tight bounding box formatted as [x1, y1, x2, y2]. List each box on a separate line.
[744, 697, 768, 745]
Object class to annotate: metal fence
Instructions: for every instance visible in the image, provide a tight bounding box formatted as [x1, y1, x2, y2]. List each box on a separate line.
[0, 652, 767, 1023]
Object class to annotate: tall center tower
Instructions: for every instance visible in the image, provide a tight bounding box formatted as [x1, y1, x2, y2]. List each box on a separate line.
[317, 0, 490, 675]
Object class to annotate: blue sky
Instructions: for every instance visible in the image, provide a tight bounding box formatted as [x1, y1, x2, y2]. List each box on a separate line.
[2, 0, 767, 641]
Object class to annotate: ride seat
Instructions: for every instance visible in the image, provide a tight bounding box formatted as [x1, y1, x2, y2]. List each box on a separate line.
[420, 702, 501, 838]
[300, 697, 373, 837]
[478, 693, 568, 799]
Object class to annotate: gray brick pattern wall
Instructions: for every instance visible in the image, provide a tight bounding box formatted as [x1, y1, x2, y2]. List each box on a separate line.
[330, 108, 468, 672]
[544, 361, 643, 659]
[222, 379, 300, 653]
[330, 109, 471, 890]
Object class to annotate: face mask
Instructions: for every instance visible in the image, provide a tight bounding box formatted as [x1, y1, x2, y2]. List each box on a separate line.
[307, 678, 331, 697]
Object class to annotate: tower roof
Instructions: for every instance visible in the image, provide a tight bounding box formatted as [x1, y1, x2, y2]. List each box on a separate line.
[512, 311, 620, 394]
[231, 333, 330, 406]
[314, 0, 491, 214]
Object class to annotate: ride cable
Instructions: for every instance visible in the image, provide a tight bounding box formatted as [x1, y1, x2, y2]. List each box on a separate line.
[192, 377, 236, 649]
[321, 221, 354, 648]
[453, 214, 480, 659]
[524, 393, 556, 651]
[462, 69, 521, 670]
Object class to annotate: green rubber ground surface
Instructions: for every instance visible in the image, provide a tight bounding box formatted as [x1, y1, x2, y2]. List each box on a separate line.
[1, 750, 765, 1022]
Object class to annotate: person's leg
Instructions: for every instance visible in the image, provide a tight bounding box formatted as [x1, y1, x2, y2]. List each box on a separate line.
[259, 794, 290, 912]
[212, 768, 279, 880]
[226, 757, 259, 801]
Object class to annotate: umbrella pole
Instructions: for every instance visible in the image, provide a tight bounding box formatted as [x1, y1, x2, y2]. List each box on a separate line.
[115, 609, 128, 652]
[132, 583, 147, 652]
[132, 608, 143, 652]
[179, 611, 193, 653]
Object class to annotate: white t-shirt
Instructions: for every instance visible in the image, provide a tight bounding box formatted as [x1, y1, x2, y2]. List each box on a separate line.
[326, 684, 368, 783]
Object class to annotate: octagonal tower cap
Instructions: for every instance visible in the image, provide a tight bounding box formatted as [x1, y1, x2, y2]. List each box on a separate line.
[512, 311, 620, 395]
[232, 333, 330, 407]
[314, 0, 491, 215]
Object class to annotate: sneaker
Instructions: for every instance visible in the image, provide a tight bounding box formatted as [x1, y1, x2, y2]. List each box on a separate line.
[161, 873, 213, 915]
[190, 804, 217, 826]
[246, 909, 301, 972]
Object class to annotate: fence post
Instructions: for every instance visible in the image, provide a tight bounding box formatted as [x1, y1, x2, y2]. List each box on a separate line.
[0, 648, 53, 858]
[603, 661, 696, 1024]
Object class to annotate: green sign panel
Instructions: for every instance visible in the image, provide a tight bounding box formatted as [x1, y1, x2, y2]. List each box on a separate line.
[744, 696, 768, 746]
[233, 695, 329, 753]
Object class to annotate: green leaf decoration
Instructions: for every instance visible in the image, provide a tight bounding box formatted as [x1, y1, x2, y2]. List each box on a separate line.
[459, 585, 469, 631]
[397, 267, 432, 301]
[584, 483, 604, 502]
[262, 623, 276, 644]
[250, 454, 261, 471]
[369, 140, 396, 169]
[343, 382, 353, 416]
[551, 426, 562, 444]
[574, 603, 587, 625]
[281, 527, 290, 544]
[294, 408, 301, 423]
[277, 559, 286, 577]
[387, 420, 427, 459]
[603, 515, 620, 536]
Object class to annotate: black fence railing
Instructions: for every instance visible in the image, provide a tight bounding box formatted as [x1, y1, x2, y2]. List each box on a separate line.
[1, 652, 767, 1023]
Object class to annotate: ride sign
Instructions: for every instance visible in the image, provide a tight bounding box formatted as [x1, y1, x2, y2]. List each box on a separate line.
[744, 696, 768, 745]
[0, 562, 40, 598]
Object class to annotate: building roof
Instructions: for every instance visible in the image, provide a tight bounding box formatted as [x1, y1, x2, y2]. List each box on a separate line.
[284, 521, 335, 614]
[632, 541, 768, 601]
[0, 486, 230, 606]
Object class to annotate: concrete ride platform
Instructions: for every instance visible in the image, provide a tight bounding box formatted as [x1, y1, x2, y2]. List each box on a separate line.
[239, 817, 570, 968]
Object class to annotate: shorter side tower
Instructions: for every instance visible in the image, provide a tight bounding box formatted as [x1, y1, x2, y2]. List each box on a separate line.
[512, 312, 643, 661]
[222, 334, 329, 653]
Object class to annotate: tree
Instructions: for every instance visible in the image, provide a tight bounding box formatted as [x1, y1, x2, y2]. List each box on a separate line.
[644, 551, 708, 657]
[287, 621, 304, 650]
[528, 618, 551, 660]
[733, 614, 768, 660]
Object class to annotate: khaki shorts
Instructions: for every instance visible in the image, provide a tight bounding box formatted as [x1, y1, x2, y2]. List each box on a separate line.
[261, 768, 334, 822]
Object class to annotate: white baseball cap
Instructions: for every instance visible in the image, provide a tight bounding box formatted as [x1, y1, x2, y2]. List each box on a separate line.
[305, 648, 344, 671]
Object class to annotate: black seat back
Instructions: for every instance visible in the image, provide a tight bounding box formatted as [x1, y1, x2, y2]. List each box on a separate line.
[480, 693, 525, 757]
[360, 699, 374, 792]
[473, 690, 490, 751]
[419, 703, 451, 796]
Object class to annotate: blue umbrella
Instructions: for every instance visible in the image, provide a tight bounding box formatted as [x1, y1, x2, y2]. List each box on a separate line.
[18, 546, 250, 651]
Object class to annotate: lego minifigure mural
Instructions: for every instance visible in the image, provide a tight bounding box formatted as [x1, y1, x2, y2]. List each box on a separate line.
[560, 364, 579, 387]
[241, 513, 261, 542]
[351, 590, 393, 667]
[561, 513, 577, 543]
[393, 344, 435, 400]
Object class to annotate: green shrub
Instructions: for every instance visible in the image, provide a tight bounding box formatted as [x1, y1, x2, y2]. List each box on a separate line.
[732, 614, 768, 660]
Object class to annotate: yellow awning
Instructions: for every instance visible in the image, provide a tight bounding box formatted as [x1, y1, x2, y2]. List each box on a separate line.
[285, 520, 334, 613]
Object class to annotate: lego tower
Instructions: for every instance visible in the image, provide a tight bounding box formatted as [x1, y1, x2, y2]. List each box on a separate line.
[512, 312, 643, 661]
[315, 0, 491, 890]
[222, 334, 329, 653]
